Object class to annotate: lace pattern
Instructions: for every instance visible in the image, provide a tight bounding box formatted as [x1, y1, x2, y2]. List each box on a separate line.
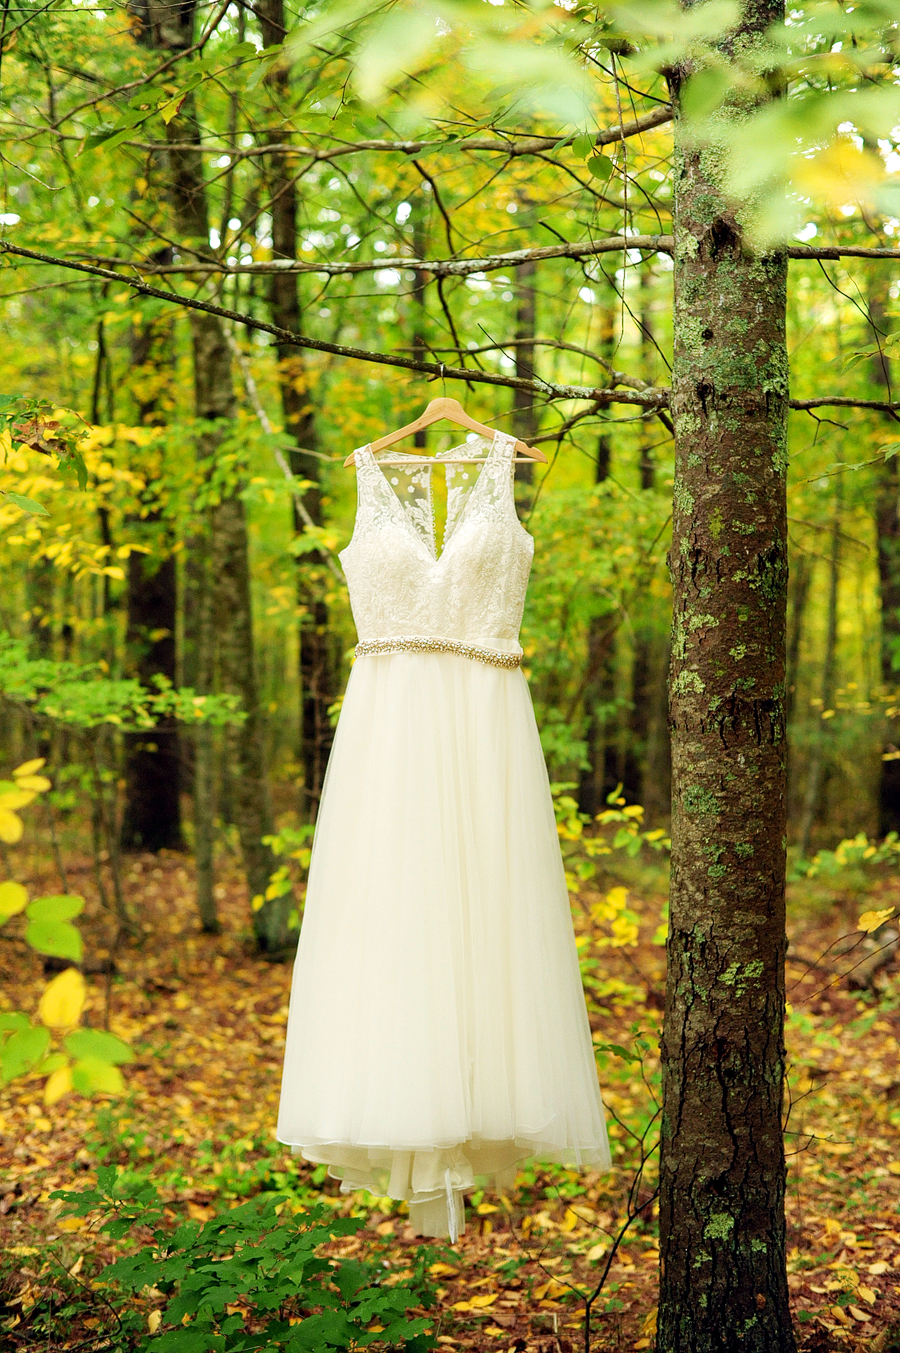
[340, 432, 534, 653]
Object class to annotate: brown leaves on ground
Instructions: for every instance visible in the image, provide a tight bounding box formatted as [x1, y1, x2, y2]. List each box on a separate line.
[0, 850, 899, 1351]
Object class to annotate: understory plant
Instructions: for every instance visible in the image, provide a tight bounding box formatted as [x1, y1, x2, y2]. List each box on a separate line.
[53, 1168, 438, 1352]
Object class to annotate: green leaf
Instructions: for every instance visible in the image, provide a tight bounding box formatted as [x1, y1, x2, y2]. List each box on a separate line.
[65, 1028, 134, 1065]
[572, 132, 593, 160]
[1, 1025, 50, 1083]
[26, 894, 85, 923]
[25, 918, 83, 962]
[681, 65, 733, 120]
[587, 154, 614, 180]
[0, 1011, 30, 1035]
[3, 492, 49, 516]
[71, 1057, 125, 1096]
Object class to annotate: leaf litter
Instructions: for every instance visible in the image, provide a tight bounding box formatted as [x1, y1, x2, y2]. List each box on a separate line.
[0, 847, 898, 1352]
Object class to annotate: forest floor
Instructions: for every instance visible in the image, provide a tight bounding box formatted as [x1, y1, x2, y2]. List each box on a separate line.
[1, 841, 899, 1353]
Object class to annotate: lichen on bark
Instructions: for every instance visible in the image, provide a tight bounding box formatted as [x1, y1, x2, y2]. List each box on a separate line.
[657, 1, 796, 1349]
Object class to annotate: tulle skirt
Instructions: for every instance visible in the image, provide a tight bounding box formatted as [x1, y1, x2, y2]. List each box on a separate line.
[276, 650, 610, 1238]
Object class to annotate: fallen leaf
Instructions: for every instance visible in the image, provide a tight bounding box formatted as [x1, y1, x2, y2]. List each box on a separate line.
[847, 1305, 872, 1322]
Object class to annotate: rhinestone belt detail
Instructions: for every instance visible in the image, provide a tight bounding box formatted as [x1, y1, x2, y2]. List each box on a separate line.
[354, 637, 522, 669]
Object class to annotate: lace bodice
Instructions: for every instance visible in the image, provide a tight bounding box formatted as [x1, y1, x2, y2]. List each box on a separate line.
[340, 431, 534, 654]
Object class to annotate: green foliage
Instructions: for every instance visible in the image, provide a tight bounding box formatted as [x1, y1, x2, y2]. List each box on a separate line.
[553, 783, 670, 892]
[791, 831, 900, 880]
[0, 637, 243, 731]
[0, 759, 132, 1103]
[0, 394, 89, 491]
[260, 826, 316, 929]
[51, 1168, 437, 1352]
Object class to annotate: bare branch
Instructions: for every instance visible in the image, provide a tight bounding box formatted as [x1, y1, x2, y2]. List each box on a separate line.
[791, 396, 900, 413]
[125, 106, 675, 159]
[0, 240, 670, 408]
[70, 235, 677, 278]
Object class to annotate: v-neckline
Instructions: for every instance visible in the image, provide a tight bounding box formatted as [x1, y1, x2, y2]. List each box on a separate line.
[363, 431, 503, 564]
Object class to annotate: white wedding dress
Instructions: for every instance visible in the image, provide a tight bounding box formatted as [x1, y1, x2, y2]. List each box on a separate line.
[277, 430, 610, 1239]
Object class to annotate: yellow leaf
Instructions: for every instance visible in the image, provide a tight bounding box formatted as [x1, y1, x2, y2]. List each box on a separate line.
[0, 809, 24, 843]
[44, 1063, 73, 1105]
[856, 1285, 877, 1304]
[14, 776, 51, 793]
[0, 880, 28, 919]
[0, 788, 36, 810]
[560, 1209, 578, 1232]
[428, 1263, 458, 1276]
[251, 895, 265, 911]
[13, 758, 46, 778]
[857, 908, 895, 934]
[641, 1307, 658, 1336]
[147, 1310, 162, 1334]
[38, 967, 87, 1028]
[794, 138, 885, 208]
[847, 1306, 872, 1323]
[467, 1294, 497, 1309]
[475, 1202, 498, 1215]
[533, 1280, 568, 1301]
[58, 1215, 87, 1232]
[887, 1161, 900, 1176]
[867, 1261, 889, 1275]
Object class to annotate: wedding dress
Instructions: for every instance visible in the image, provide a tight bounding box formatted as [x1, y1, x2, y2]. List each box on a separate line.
[277, 430, 610, 1240]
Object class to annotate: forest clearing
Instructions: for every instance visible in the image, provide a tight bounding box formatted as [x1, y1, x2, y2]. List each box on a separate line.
[2, 0, 900, 1350]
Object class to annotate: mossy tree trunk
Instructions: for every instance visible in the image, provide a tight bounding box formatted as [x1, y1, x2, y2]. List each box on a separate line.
[658, 1, 796, 1346]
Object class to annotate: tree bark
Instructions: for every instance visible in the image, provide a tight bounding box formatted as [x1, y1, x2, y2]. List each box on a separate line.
[658, 2, 796, 1345]
[868, 275, 900, 833]
[258, 0, 336, 822]
[796, 477, 841, 858]
[120, 274, 184, 853]
[512, 252, 538, 504]
[130, 0, 281, 945]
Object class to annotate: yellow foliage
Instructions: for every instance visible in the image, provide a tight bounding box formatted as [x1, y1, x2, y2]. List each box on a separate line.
[0, 880, 28, 919]
[38, 967, 87, 1029]
[0, 807, 25, 843]
[43, 1064, 73, 1105]
[13, 758, 46, 778]
[857, 908, 896, 934]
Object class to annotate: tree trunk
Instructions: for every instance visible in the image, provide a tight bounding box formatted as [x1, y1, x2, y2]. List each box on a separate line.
[796, 477, 841, 858]
[131, 0, 281, 946]
[258, 0, 336, 822]
[869, 275, 900, 833]
[120, 549, 184, 851]
[658, 3, 796, 1346]
[120, 282, 184, 853]
[785, 549, 811, 724]
[578, 437, 617, 816]
[625, 264, 671, 816]
[512, 251, 538, 502]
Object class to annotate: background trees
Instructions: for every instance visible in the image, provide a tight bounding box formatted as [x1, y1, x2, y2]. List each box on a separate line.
[2, 0, 900, 1346]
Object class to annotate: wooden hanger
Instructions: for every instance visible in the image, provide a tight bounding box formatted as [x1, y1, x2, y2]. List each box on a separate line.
[343, 397, 549, 467]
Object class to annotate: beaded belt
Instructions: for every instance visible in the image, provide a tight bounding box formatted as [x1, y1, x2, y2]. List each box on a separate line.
[354, 637, 522, 669]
